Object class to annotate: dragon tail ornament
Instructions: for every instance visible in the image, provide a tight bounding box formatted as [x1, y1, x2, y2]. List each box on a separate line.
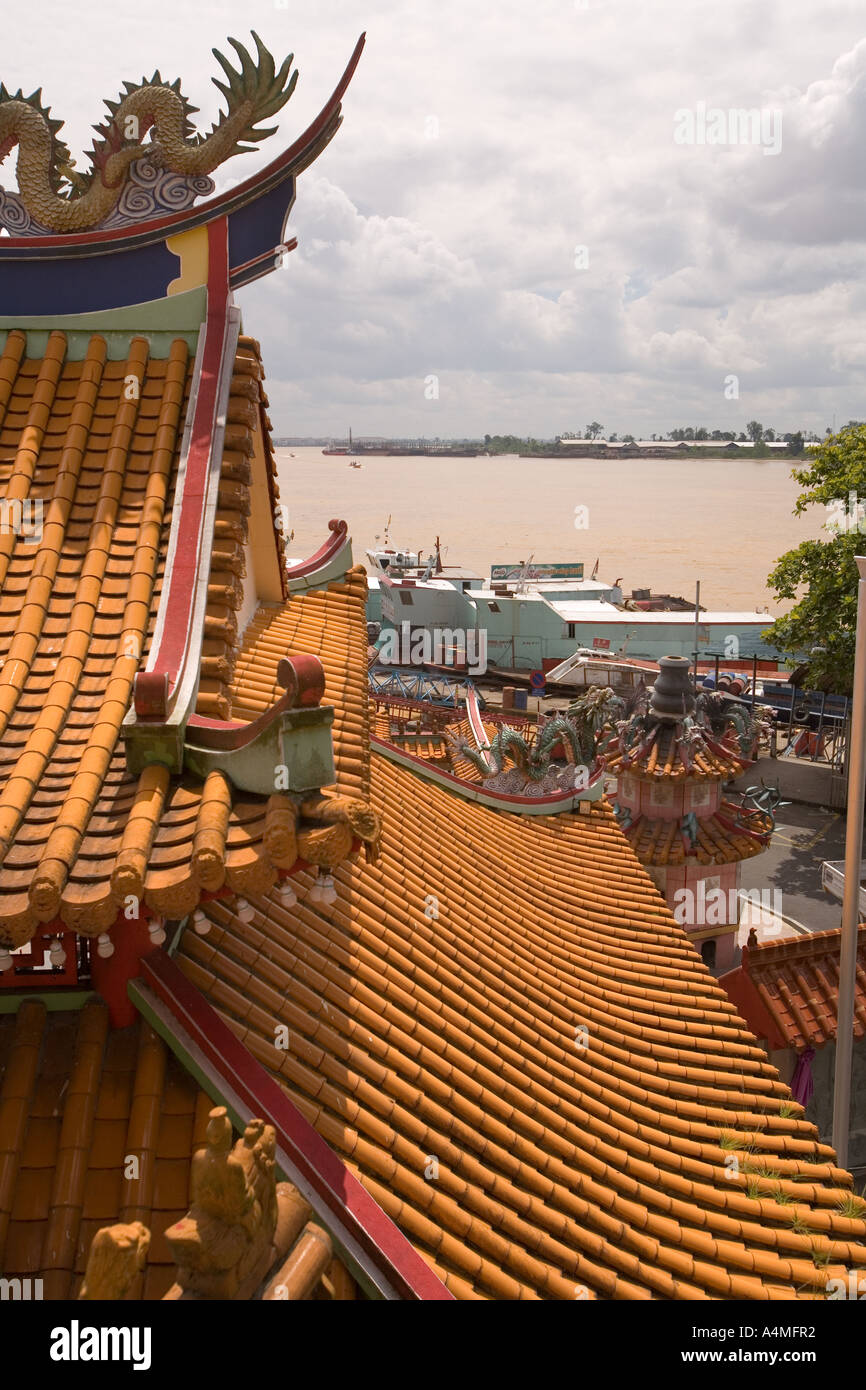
[0, 32, 298, 234]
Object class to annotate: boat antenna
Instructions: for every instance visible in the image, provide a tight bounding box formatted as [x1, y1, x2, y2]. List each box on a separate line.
[516, 553, 534, 594]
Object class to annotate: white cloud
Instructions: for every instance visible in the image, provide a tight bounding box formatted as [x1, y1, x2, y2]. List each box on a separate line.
[3, 0, 866, 435]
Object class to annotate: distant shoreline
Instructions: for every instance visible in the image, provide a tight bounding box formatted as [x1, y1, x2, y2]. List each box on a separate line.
[274, 443, 802, 462]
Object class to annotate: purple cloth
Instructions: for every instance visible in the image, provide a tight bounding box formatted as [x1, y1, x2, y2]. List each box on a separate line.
[791, 1046, 815, 1106]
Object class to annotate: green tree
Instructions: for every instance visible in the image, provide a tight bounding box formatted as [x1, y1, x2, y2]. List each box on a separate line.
[746, 420, 764, 443]
[586, 421, 603, 439]
[763, 424, 866, 692]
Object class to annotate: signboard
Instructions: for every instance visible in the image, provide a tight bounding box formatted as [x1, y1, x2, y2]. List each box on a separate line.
[380, 585, 396, 623]
[591, 637, 611, 650]
[490, 561, 584, 581]
[529, 670, 546, 694]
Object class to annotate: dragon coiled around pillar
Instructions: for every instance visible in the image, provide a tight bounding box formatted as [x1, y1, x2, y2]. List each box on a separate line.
[451, 715, 592, 785]
[0, 32, 297, 233]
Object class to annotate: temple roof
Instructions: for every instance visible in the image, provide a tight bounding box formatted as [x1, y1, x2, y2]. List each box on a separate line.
[624, 800, 771, 866]
[720, 926, 866, 1053]
[0, 332, 372, 947]
[603, 721, 749, 782]
[0, 998, 340, 1300]
[172, 583, 866, 1300]
[0, 998, 210, 1299]
[233, 567, 371, 801]
[1, 35, 864, 1301]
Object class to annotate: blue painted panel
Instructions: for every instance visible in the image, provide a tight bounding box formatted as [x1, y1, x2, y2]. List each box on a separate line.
[0, 239, 179, 315]
[228, 176, 295, 270]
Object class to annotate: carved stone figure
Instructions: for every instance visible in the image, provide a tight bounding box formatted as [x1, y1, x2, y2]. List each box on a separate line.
[79, 1221, 150, 1300]
[164, 1107, 278, 1299]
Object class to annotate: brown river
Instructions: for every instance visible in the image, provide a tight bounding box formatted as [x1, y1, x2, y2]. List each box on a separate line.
[274, 448, 827, 614]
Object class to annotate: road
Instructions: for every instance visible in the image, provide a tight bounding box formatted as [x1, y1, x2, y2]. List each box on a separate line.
[738, 801, 845, 938]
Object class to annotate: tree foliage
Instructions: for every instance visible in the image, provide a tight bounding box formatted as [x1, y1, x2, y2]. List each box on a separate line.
[763, 424, 866, 693]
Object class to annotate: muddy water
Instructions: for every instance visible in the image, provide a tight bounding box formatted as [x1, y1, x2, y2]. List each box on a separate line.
[275, 448, 825, 614]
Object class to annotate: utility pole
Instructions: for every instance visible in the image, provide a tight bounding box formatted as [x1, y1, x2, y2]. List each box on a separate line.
[692, 581, 701, 685]
[832, 555, 866, 1167]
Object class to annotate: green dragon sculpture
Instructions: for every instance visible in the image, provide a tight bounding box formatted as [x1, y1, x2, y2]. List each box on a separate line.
[0, 32, 297, 233]
[567, 686, 626, 739]
[695, 690, 757, 757]
[452, 715, 591, 784]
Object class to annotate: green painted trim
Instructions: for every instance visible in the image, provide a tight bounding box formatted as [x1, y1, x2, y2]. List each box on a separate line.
[167, 917, 189, 958]
[0, 287, 205, 359]
[128, 976, 385, 1301]
[0, 989, 97, 1014]
[129, 978, 233, 1113]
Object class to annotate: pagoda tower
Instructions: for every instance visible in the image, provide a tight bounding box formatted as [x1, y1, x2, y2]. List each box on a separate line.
[602, 656, 773, 972]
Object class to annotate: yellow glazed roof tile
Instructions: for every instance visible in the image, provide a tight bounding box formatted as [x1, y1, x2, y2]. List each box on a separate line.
[176, 579, 866, 1300]
[0, 334, 368, 947]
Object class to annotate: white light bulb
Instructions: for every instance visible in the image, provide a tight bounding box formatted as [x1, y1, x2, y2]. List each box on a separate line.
[193, 909, 211, 936]
[320, 874, 337, 905]
[49, 938, 67, 967]
[96, 933, 114, 959]
[236, 897, 256, 924]
[278, 880, 297, 907]
[0, 948, 13, 973]
[148, 918, 166, 946]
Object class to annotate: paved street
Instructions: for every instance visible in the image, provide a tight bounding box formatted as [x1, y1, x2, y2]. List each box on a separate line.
[738, 801, 846, 939]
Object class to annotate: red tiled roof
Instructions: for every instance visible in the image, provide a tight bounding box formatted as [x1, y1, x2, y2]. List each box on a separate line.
[720, 926, 866, 1052]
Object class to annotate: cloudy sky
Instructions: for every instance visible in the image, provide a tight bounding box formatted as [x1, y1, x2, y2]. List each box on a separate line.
[5, 0, 866, 438]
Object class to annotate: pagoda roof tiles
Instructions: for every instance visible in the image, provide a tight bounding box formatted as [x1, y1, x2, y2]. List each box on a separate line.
[0, 997, 340, 1300]
[174, 582, 866, 1300]
[720, 925, 866, 1053]
[625, 802, 771, 866]
[603, 719, 750, 782]
[0, 998, 210, 1299]
[0, 331, 369, 948]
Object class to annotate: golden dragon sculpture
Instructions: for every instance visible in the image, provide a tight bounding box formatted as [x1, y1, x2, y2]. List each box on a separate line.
[0, 32, 297, 233]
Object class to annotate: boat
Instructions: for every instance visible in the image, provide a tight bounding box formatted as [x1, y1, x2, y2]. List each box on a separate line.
[365, 523, 487, 624]
[324, 426, 353, 456]
[348, 459, 363, 469]
[545, 648, 655, 694]
[752, 675, 850, 727]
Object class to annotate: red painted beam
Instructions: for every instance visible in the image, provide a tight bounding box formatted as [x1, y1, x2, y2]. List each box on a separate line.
[285, 518, 349, 580]
[372, 736, 603, 806]
[149, 218, 229, 693]
[137, 949, 453, 1301]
